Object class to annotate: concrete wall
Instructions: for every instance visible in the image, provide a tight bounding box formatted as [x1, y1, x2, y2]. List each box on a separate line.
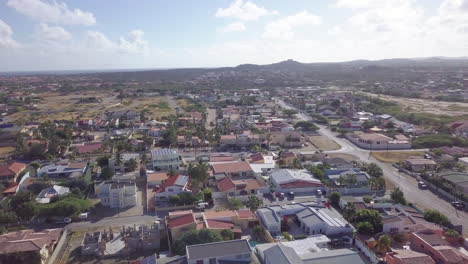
[346, 134, 411, 150]
[354, 237, 379, 264]
[46, 229, 68, 264]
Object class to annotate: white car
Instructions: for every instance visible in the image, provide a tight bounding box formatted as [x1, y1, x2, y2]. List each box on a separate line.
[196, 202, 209, 209]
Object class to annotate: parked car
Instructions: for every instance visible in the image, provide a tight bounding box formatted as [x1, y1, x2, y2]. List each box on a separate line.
[418, 181, 427, 189]
[78, 212, 89, 220]
[288, 191, 295, 198]
[196, 202, 209, 209]
[316, 190, 322, 196]
[452, 201, 465, 210]
[55, 217, 72, 224]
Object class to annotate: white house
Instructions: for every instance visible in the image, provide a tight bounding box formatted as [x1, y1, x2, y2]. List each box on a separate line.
[257, 202, 353, 237]
[95, 181, 137, 208]
[186, 239, 251, 264]
[36, 185, 70, 204]
[150, 149, 180, 171]
[270, 169, 325, 194]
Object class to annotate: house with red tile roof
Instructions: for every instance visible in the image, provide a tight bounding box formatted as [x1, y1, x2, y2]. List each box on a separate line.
[166, 210, 258, 243]
[410, 229, 468, 264]
[76, 143, 103, 154]
[386, 249, 435, 264]
[146, 172, 169, 187]
[0, 228, 63, 264]
[0, 161, 26, 183]
[215, 171, 267, 201]
[211, 161, 254, 178]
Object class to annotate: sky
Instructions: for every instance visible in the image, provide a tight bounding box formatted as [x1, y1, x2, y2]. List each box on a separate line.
[0, 0, 468, 71]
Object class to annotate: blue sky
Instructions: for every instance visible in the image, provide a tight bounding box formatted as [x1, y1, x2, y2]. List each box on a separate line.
[0, 0, 466, 71]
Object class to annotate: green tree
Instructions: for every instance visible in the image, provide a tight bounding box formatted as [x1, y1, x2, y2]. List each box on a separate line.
[101, 167, 114, 180]
[343, 202, 356, 221]
[124, 158, 138, 172]
[253, 225, 264, 240]
[229, 198, 243, 210]
[115, 151, 122, 167]
[363, 163, 383, 178]
[29, 161, 41, 176]
[188, 161, 209, 191]
[220, 229, 234, 241]
[357, 221, 374, 235]
[375, 234, 392, 254]
[354, 209, 383, 233]
[363, 196, 373, 203]
[246, 195, 263, 212]
[328, 192, 341, 208]
[96, 156, 109, 168]
[390, 188, 407, 205]
[307, 165, 325, 180]
[282, 232, 293, 241]
[444, 229, 460, 238]
[424, 209, 451, 227]
[283, 109, 298, 118]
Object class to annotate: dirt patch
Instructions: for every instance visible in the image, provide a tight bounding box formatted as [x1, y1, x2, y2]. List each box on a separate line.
[9, 92, 176, 123]
[0, 146, 14, 157]
[327, 153, 359, 161]
[362, 92, 468, 116]
[371, 151, 424, 163]
[307, 135, 340, 151]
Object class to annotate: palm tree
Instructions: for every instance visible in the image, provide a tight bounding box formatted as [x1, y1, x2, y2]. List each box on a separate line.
[337, 175, 347, 188]
[115, 151, 122, 167]
[347, 174, 357, 188]
[126, 158, 138, 172]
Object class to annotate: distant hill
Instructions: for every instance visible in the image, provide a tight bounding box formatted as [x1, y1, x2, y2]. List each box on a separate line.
[3, 57, 468, 80]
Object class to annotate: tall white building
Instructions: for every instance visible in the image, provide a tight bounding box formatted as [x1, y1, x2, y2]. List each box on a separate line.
[95, 181, 137, 208]
[150, 149, 180, 171]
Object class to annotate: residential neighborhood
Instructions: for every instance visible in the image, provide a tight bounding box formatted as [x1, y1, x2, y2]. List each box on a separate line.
[1, 2, 468, 261]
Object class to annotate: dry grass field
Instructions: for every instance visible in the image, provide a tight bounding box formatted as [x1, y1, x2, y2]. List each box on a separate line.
[8, 92, 175, 123]
[307, 135, 341, 151]
[371, 151, 425, 163]
[362, 92, 468, 116]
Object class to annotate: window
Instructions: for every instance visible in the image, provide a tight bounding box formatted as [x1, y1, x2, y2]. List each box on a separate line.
[196, 260, 203, 264]
[236, 254, 243, 259]
[209, 258, 216, 264]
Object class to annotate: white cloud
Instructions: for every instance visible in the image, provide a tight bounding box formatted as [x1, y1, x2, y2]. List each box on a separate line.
[7, 0, 96, 26]
[85, 31, 115, 51]
[119, 30, 149, 54]
[85, 30, 149, 54]
[262, 11, 321, 40]
[0, 19, 18, 48]
[328, 26, 343, 36]
[219, 22, 246, 33]
[335, 0, 384, 8]
[36, 23, 71, 43]
[337, 0, 424, 34]
[215, 0, 277, 21]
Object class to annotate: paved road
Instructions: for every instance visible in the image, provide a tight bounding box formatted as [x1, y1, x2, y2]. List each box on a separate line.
[277, 99, 468, 235]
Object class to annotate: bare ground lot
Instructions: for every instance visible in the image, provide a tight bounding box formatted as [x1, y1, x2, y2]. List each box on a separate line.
[362, 92, 468, 116]
[371, 151, 425, 163]
[9, 92, 175, 123]
[307, 135, 340, 151]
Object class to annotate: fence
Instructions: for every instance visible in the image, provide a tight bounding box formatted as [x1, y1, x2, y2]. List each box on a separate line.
[47, 229, 68, 264]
